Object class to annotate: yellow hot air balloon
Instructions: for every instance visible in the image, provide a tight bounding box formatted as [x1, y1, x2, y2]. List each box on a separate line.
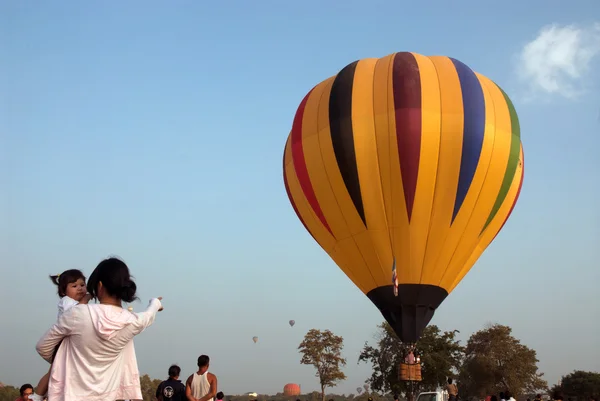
[283, 51, 524, 343]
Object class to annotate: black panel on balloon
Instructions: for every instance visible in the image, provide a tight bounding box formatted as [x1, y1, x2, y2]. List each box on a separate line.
[366, 284, 448, 343]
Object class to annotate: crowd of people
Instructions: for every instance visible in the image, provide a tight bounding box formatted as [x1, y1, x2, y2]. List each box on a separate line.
[14, 256, 221, 401]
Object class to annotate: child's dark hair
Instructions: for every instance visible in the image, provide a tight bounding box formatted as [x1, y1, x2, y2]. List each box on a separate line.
[49, 269, 86, 297]
[87, 257, 138, 303]
[217, 392, 224, 400]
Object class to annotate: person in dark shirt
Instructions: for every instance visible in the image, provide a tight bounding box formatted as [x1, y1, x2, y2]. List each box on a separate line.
[156, 364, 186, 401]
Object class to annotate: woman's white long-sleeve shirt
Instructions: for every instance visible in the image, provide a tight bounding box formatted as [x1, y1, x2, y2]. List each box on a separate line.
[36, 298, 162, 401]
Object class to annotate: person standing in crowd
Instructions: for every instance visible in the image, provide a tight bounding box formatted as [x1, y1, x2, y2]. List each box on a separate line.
[15, 384, 34, 400]
[156, 364, 186, 401]
[186, 355, 218, 401]
[30, 269, 91, 401]
[36, 257, 163, 401]
[505, 391, 516, 401]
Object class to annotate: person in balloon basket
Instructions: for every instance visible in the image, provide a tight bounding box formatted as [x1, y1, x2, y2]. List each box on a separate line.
[186, 355, 218, 401]
[156, 364, 186, 401]
[446, 378, 458, 401]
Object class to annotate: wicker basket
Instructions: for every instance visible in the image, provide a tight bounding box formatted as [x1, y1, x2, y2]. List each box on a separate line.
[399, 363, 422, 381]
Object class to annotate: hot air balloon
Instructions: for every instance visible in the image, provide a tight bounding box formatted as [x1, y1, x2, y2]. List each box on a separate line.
[283, 383, 301, 396]
[363, 384, 369, 392]
[283, 51, 524, 344]
[357, 388, 363, 394]
[252, 336, 258, 343]
[289, 320, 295, 327]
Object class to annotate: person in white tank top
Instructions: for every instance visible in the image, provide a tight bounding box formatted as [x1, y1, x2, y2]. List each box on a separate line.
[186, 354, 218, 401]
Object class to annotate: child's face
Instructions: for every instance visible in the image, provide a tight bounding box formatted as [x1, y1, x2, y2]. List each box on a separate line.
[66, 278, 87, 301]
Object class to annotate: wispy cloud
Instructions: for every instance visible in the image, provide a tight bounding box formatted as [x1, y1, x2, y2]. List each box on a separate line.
[516, 23, 600, 100]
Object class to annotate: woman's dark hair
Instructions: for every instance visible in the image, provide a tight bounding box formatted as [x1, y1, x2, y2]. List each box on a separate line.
[491, 396, 498, 401]
[217, 392, 224, 400]
[553, 391, 564, 401]
[505, 391, 512, 399]
[49, 269, 86, 297]
[20, 383, 33, 396]
[87, 257, 138, 303]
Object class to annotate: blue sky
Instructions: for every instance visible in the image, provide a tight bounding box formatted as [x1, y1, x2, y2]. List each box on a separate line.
[1, 0, 599, 395]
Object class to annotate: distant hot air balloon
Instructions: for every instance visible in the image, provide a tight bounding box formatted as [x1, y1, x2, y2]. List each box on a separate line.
[363, 384, 369, 392]
[289, 320, 295, 327]
[283, 383, 301, 396]
[252, 336, 258, 343]
[357, 388, 363, 394]
[283, 51, 524, 344]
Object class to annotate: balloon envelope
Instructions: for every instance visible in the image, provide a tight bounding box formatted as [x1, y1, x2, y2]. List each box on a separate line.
[252, 336, 258, 343]
[289, 320, 295, 327]
[283, 51, 524, 343]
[284, 383, 301, 396]
[357, 388, 363, 394]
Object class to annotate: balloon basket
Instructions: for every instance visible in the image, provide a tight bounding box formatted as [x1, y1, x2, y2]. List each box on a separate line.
[399, 363, 422, 381]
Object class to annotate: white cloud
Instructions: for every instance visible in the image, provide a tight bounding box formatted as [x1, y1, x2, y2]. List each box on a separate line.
[516, 23, 600, 99]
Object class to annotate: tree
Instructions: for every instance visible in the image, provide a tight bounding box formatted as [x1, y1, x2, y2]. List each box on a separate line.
[299, 329, 347, 401]
[458, 324, 547, 397]
[139, 373, 162, 401]
[359, 322, 464, 398]
[551, 371, 600, 400]
[0, 385, 20, 401]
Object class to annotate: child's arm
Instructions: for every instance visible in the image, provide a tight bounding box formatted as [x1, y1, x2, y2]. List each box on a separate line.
[79, 293, 92, 305]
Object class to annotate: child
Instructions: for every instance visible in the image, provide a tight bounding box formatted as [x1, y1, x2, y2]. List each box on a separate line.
[30, 269, 91, 401]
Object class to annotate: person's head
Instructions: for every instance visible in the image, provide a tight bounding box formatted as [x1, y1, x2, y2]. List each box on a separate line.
[536, 395, 542, 400]
[553, 391, 564, 401]
[505, 391, 512, 400]
[19, 384, 34, 399]
[197, 354, 210, 373]
[168, 364, 181, 379]
[500, 392, 505, 399]
[87, 257, 138, 304]
[50, 269, 87, 301]
[394, 394, 399, 401]
[448, 378, 453, 385]
[491, 396, 498, 401]
[217, 392, 224, 400]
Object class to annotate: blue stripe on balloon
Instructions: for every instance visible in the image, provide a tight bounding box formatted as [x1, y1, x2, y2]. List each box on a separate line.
[450, 58, 486, 223]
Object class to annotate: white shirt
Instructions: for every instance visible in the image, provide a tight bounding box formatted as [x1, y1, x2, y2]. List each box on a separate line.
[191, 372, 213, 401]
[57, 296, 79, 319]
[36, 298, 162, 401]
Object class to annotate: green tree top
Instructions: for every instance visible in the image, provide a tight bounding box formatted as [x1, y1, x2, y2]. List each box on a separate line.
[299, 328, 348, 401]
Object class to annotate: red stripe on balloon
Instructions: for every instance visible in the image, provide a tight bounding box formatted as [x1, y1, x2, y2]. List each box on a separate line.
[291, 89, 333, 236]
[392, 52, 422, 221]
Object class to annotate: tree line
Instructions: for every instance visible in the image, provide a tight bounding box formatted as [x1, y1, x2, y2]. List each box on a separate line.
[1, 323, 598, 401]
[297, 324, 600, 401]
